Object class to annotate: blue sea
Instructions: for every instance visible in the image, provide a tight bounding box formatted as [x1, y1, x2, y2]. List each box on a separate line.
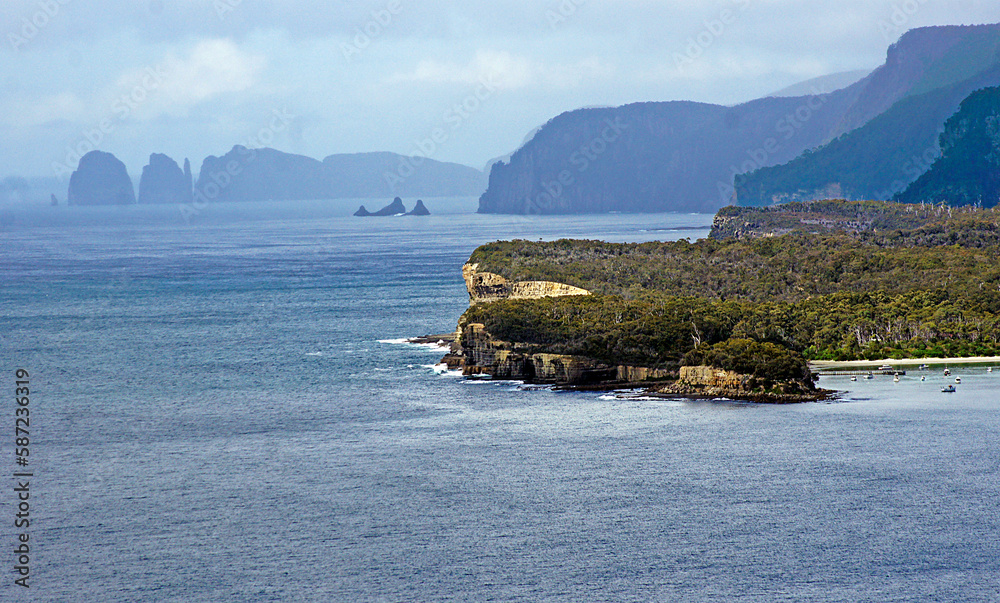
[2, 198, 1000, 602]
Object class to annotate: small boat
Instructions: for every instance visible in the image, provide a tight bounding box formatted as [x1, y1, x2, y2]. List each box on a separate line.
[955, 377, 961, 383]
[865, 372, 874, 380]
[944, 368, 951, 376]
[941, 385, 957, 393]
[893, 376, 900, 383]
[878, 365, 893, 371]
[919, 364, 930, 370]
[988, 367, 994, 373]
[920, 376, 926, 381]
[850, 376, 857, 382]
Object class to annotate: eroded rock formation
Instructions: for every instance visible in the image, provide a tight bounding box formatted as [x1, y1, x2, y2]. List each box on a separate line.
[138, 153, 192, 204]
[68, 151, 135, 206]
[462, 263, 590, 305]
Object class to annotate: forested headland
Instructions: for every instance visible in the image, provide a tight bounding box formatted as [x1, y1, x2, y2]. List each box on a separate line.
[460, 201, 1000, 370]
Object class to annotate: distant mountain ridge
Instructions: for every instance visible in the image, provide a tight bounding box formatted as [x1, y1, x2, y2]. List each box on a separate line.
[767, 70, 872, 98]
[196, 147, 486, 202]
[479, 23, 1000, 214]
[736, 24, 1000, 205]
[36, 148, 487, 206]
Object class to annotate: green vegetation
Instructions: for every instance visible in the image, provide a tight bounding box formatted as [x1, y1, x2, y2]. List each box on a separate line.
[461, 201, 1000, 365]
[682, 339, 811, 384]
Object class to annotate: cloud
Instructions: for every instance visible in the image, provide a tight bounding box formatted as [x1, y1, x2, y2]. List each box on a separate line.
[389, 50, 613, 90]
[155, 38, 265, 111]
[13, 92, 87, 128]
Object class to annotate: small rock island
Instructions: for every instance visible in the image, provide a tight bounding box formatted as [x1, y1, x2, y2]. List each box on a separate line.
[355, 197, 430, 217]
[68, 150, 136, 206]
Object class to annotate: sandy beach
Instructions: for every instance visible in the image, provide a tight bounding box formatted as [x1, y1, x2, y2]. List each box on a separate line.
[811, 356, 1000, 369]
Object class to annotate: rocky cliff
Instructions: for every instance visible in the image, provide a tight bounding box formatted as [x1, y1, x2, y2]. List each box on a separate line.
[462, 263, 590, 305]
[138, 153, 192, 204]
[447, 323, 673, 386]
[444, 265, 669, 386]
[657, 366, 825, 403]
[67, 151, 135, 206]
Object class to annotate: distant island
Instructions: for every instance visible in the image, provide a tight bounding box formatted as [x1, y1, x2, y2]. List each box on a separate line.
[439, 200, 1000, 402]
[56, 148, 486, 206]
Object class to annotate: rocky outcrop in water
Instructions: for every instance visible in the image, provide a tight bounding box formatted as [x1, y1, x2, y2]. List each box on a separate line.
[138, 153, 193, 204]
[67, 151, 135, 206]
[406, 200, 430, 215]
[657, 366, 826, 403]
[370, 197, 406, 216]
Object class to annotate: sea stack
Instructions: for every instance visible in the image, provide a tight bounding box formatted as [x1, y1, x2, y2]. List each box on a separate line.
[354, 205, 372, 216]
[406, 199, 430, 215]
[182, 158, 194, 204]
[138, 153, 192, 204]
[67, 150, 136, 206]
[371, 197, 407, 216]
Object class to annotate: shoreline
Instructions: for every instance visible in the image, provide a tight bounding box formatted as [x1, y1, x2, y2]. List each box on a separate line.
[810, 356, 1000, 369]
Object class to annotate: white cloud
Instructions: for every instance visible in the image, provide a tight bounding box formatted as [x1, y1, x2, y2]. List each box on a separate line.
[131, 39, 266, 116]
[12, 92, 87, 128]
[389, 50, 613, 90]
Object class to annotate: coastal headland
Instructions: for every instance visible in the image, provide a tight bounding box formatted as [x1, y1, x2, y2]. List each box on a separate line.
[437, 200, 1000, 402]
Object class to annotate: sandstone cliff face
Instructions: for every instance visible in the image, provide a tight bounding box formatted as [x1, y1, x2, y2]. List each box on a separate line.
[455, 323, 672, 385]
[659, 365, 821, 402]
[676, 366, 752, 393]
[452, 265, 670, 384]
[462, 263, 590, 305]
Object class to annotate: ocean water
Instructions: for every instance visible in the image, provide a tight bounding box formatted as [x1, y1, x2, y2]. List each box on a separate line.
[2, 199, 999, 602]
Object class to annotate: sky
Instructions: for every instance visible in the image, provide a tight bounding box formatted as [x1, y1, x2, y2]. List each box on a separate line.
[2, 0, 999, 181]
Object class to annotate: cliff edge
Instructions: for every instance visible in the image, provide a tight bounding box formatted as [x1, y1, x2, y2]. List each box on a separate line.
[462, 263, 590, 305]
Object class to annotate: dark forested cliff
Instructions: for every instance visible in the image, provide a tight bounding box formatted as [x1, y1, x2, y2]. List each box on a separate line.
[894, 86, 1000, 206]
